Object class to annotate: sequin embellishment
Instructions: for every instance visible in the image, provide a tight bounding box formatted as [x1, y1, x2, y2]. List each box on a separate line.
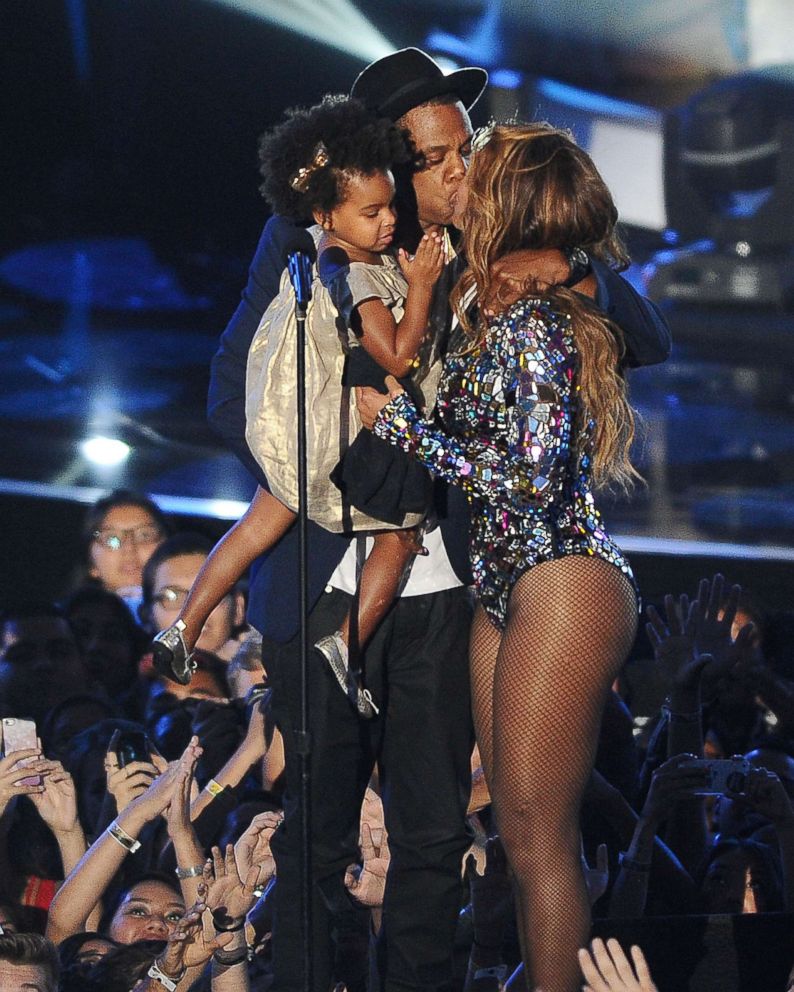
[373, 297, 637, 628]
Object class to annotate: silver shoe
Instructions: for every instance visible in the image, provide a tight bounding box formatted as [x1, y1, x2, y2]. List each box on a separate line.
[315, 633, 379, 719]
[151, 619, 196, 685]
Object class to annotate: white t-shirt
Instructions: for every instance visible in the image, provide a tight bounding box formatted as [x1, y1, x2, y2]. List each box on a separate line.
[327, 526, 463, 597]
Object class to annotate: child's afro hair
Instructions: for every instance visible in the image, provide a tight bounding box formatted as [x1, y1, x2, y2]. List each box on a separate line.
[258, 94, 413, 224]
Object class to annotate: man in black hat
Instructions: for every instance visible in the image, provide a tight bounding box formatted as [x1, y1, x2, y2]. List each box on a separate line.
[207, 48, 670, 992]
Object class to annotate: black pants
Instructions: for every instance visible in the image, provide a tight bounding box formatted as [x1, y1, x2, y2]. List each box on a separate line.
[266, 585, 473, 992]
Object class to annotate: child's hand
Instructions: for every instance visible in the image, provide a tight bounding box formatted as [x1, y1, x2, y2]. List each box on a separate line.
[397, 233, 446, 288]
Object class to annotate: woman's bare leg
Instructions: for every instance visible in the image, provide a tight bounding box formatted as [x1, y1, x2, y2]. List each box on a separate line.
[175, 487, 296, 647]
[490, 556, 637, 992]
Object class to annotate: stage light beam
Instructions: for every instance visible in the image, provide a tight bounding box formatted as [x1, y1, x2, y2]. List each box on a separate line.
[207, 0, 394, 62]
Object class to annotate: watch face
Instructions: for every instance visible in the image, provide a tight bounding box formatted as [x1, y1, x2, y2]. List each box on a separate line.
[571, 247, 589, 266]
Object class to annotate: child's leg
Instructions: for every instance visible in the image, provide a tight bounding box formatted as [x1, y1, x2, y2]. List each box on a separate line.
[339, 528, 420, 649]
[316, 528, 420, 718]
[169, 487, 295, 648]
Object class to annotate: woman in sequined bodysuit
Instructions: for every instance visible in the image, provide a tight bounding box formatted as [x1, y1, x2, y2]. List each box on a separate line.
[369, 123, 642, 992]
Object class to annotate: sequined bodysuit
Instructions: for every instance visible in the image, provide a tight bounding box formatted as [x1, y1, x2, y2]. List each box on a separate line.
[373, 296, 636, 628]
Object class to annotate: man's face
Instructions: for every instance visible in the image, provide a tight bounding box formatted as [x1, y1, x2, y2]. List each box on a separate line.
[0, 960, 51, 991]
[402, 101, 473, 230]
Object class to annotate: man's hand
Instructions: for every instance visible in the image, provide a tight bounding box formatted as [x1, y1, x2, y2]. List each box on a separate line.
[345, 822, 389, 909]
[483, 248, 595, 314]
[356, 376, 405, 430]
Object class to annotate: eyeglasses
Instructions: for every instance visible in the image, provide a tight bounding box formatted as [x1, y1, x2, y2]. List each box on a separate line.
[93, 525, 163, 551]
[152, 586, 190, 611]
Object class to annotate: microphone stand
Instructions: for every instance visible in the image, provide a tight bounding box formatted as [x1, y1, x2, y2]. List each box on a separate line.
[288, 249, 314, 992]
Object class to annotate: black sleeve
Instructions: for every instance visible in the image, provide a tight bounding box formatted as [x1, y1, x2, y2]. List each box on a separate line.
[590, 258, 672, 369]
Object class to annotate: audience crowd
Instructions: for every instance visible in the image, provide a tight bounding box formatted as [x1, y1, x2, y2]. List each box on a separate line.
[2, 489, 794, 991]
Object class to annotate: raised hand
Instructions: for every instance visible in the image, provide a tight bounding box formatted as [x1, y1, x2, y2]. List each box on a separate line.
[204, 844, 269, 929]
[165, 744, 198, 842]
[233, 809, 281, 882]
[0, 748, 57, 818]
[30, 761, 79, 835]
[645, 594, 709, 692]
[128, 736, 202, 826]
[579, 938, 658, 992]
[345, 822, 389, 908]
[397, 232, 446, 288]
[641, 754, 710, 827]
[731, 767, 794, 830]
[582, 841, 609, 907]
[155, 893, 234, 973]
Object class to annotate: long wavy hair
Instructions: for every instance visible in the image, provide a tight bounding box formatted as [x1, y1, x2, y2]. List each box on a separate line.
[450, 122, 640, 492]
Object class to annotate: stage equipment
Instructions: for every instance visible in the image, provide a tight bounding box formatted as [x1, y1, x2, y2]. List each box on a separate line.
[647, 69, 794, 308]
[283, 226, 317, 992]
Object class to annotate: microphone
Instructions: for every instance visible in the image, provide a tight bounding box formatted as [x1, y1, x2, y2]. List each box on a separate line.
[284, 229, 317, 316]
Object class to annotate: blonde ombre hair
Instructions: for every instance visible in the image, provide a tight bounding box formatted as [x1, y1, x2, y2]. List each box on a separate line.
[450, 121, 641, 492]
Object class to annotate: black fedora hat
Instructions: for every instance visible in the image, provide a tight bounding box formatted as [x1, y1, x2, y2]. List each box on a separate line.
[351, 48, 488, 123]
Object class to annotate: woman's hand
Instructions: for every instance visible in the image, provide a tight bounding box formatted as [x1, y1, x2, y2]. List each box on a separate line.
[731, 767, 794, 831]
[356, 376, 404, 430]
[153, 894, 234, 973]
[239, 694, 268, 763]
[0, 749, 56, 818]
[204, 844, 270, 930]
[233, 810, 281, 882]
[30, 761, 80, 835]
[125, 737, 202, 829]
[165, 744, 197, 843]
[640, 754, 709, 827]
[646, 594, 710, 694]
[579, 938, 658, 992]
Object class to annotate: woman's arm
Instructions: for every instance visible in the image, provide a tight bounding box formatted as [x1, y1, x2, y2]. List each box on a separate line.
[46, 740, 200, 944]
[189, 702, 267, 822]
[29, 763, 87, 880]
[372, 304, 570, 511]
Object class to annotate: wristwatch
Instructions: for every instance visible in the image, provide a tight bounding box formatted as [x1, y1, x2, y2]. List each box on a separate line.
[561, 246, 591, 288]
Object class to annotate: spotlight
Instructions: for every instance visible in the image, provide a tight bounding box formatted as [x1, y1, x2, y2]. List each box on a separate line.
[81, 436, 130, 467]
[647, 70, 794, 308]
[207, 0, 393, 61]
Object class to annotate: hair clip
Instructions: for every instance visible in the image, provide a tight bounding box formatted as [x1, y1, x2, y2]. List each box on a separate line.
[290, 142, 331, 192]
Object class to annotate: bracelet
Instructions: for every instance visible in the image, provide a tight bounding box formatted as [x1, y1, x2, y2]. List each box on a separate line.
[561, 246, 591, 288]
[147, 960, 185, 990]
[205, 778, 225, 798]
[107, 821, 141, 854]
[619, 851, 652, 873]
[174, 863, 204, 880]
[213, 947, 249, 967]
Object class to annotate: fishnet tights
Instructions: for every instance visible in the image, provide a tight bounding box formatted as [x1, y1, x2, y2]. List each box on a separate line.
[470, 555, 637, 992]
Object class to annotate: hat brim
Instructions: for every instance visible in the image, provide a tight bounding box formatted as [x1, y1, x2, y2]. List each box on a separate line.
[376, 66, 488, 122]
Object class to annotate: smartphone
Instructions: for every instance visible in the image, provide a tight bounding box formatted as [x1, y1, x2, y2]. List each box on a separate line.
[680, 757, 751, 795]
[1, 717, 40, 786]
[116, 730, 151, 769]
